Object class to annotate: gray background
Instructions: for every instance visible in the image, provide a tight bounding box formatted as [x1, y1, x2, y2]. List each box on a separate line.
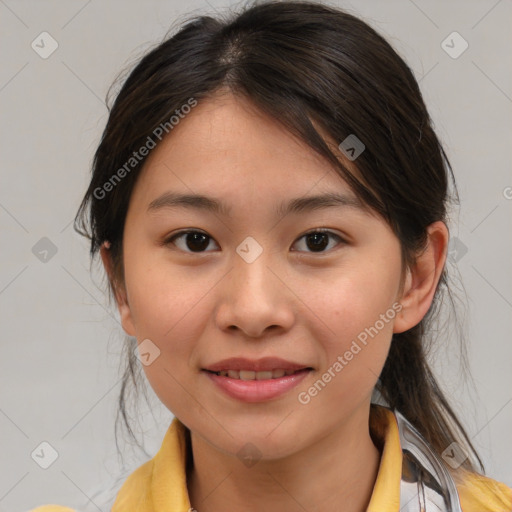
[1, 0, 511, 510]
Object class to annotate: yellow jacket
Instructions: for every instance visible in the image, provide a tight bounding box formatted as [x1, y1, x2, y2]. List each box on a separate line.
[30, 406, 512, 511]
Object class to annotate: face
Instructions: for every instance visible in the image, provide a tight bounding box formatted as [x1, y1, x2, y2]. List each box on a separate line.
[110, 91, 408, 460]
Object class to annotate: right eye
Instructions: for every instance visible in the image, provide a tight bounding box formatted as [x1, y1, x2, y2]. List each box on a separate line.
[164, 230, 220, 253]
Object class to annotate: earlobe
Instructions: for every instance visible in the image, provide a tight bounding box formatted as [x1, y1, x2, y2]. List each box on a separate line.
[99, 241, 136, 337]
[393, 221, 449, 334]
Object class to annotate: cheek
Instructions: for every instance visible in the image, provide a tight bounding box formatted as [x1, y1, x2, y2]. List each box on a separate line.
[121, 251, 215, 405]
[315, 262, 400, 342]
[126, 284, 212, 419]
[123, 244, 213, 338]
[301, 256, 400, 396]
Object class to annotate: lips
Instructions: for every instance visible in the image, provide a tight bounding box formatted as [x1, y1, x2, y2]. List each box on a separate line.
[214, 368, 295, 380]
[204, 367, 312, 402]
[203, 357, 312, 375]
[202, 357, 313, 400]
[207, 369, 301, 380]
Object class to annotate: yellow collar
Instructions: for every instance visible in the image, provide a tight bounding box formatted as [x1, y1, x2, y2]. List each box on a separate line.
[30, 408, 512, 511]
[111, 404, 512, 511]
[367, 405, 402, 510]
[112, 405, 402, 511]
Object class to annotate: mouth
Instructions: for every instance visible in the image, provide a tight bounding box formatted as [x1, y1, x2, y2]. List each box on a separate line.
[201, 358, 313, 402]
[204, 368, 312, 380]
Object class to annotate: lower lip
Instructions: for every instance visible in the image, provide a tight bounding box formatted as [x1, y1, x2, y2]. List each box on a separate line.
[203, 369, 311, 403]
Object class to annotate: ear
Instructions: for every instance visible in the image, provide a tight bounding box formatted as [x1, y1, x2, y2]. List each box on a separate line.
[393, 221, 449, 334]
[99, 241, 136, 337]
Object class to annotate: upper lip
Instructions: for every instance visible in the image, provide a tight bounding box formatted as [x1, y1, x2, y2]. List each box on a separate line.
[203, 357, 312, 372]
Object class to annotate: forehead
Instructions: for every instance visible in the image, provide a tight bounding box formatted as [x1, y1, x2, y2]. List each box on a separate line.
[131, 91, 359, 209]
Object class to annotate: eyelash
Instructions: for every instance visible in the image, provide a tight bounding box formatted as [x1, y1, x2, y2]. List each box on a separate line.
[163, 229, 345, 254]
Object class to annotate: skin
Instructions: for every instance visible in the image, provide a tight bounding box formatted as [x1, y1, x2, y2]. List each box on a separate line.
[101, 90, 448, 512]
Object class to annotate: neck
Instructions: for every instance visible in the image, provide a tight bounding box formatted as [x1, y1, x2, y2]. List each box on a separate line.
[187, 406, 381, 512]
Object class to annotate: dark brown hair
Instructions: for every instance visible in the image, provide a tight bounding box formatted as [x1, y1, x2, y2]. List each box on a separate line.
[75, 0, 483, 472]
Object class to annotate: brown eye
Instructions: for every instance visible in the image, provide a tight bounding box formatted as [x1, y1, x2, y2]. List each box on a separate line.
[166, 230, 219, 253]
[306, 232, 329, 251]
[292, 230, 344, 253]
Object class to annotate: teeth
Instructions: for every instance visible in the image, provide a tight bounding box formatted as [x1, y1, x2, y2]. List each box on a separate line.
[213, 369, 304, 380]
[256, 371, 273, 380]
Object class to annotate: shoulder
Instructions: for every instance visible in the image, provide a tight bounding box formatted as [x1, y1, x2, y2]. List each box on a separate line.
[456, 470, 512, 512]
[110, 458, 155, 510]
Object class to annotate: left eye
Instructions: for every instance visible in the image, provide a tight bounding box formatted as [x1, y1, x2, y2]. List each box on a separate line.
[292, 230, 344, 253]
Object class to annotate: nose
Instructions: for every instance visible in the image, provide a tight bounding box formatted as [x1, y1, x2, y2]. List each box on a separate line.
[214, 250, 295, 338]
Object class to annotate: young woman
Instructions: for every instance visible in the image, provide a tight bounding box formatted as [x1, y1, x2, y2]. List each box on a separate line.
[33, 1, 511, 511]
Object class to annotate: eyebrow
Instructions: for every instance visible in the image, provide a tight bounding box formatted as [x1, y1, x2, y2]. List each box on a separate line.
[146, 191, 364, 218]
